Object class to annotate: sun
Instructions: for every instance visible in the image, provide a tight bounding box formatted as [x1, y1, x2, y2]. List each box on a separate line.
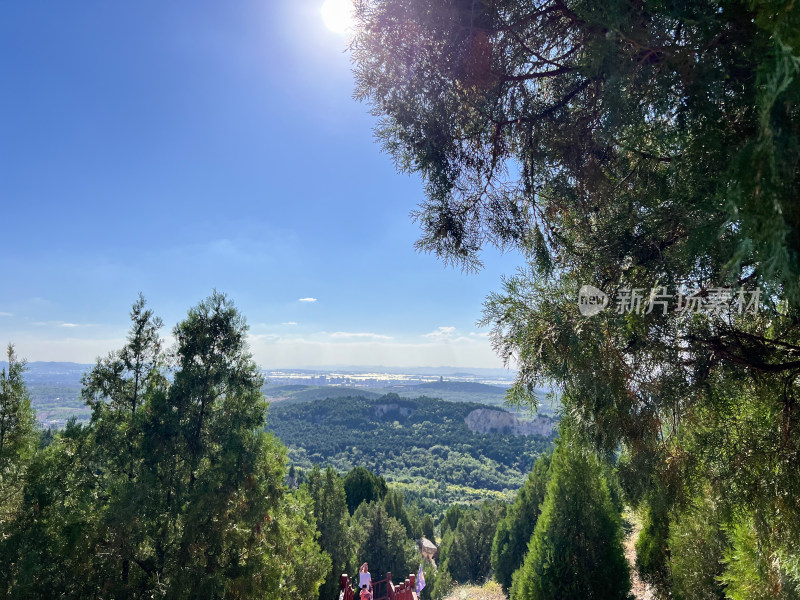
[321, 0, 354, 35]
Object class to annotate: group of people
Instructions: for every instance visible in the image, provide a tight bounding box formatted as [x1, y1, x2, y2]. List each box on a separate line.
[357, 563, 372, 600]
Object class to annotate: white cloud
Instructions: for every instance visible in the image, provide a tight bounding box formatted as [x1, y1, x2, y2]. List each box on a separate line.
[423, 326, 457, 341]
[298, 297, 317, 303]
[329, 331, 394, 341]
[11, 336, 127, 363]
[281, 321, 298, 326]
[250, 333, 281, 342]
[247, 335, 504, 369]
[469, 331, 491, 338]
[10, 328, 505, 370]
[0, 312, 12, 317]
[33, 320, 90, 328]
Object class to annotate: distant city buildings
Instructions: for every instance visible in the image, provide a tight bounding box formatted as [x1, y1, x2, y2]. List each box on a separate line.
[262, 369, 513, 388]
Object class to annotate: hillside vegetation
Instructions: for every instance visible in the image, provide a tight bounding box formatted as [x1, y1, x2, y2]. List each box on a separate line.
[24, 376, 557, 426]
[266, 394, 555, 507]
[262, 383, 382, 404]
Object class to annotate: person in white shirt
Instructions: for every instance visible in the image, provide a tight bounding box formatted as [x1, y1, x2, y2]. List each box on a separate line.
[358, 563, 372, 594]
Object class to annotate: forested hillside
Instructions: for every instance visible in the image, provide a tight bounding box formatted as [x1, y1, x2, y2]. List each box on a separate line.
[21, 372, 554, 426]
[267, 394, 555, 506]
[263, 380, 559, 414]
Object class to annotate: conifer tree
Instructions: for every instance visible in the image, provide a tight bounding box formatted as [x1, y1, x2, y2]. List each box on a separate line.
[307, 465, 355, 600]
[0, 346, 37, 594]
[344, 465, 387, 514]
[510, 442, 630, 600]
[421, 514, 435, 540]
[384, 487, 413, 537]
[668, 496, 728, 600]
[0, 345, 36, 521]
[352, 2, 800, 593]
[2, 294, 329, 599]
[352, 501, 415, 581]
[491, 452, 551, 591]
[439, 501, 505, 585]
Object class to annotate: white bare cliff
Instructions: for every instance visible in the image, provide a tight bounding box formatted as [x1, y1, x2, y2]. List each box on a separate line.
[464, 408, 555, 436]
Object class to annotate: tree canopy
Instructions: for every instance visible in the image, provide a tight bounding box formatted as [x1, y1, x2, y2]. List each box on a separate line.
[491, 452, 551, 591]
[306, 465, 356, 600]
[352, 0, 800, 591]
[0, 294, 329, 599]
[345, 465, 389, 514]
[510, 440, 630, 600]
[438, 500, 505, 586]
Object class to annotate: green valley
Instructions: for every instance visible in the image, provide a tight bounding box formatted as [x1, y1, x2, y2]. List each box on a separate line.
[265, 394, 556, 508]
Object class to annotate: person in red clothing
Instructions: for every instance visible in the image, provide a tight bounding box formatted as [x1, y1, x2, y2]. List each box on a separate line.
[360, 584, 372, 600]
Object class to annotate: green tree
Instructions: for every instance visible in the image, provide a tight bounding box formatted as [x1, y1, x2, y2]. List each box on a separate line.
[140, 292, 328, 598]
[307, 465, 355, 600]
[635, 490, 672, 593]
[417, 560, 438, 600]
[80, 293, 167, 591]
[438, 504, 463, 539]
[2, 294, 329, 599]
[421, 514, 435, 540]
[344, 465, 388, 514]
[431, 566, 453, 600]
[720, 517, 800, 600]
[439, 501, 505, 585]
[510, 441, 630, 600]
[668, 495, 728, 600]
[0, 345, 36, 525]
[351, 501, 415, 581]
[384, 487, 413, 537]
[352, 2, 800, 594]
[2, 419, 109, 598]
[492, 452, 551, 591]
[353, 0, 800, 297]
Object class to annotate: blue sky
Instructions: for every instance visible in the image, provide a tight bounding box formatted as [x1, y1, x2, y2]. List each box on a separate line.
[0, 1, 521, 369]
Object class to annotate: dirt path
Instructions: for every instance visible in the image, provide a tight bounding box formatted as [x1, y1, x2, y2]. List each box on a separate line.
[442, 582, 506, 600]
[624, 514, 655, 600]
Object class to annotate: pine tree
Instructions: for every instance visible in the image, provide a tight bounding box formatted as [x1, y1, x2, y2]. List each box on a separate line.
[439, 501, 505, 585]
[510, 442, 630, 600]
[344, 465, 388, 514]
[307, 465, 355, 600]
[142, 292, 328, 598]
[719, 518, 800, 600]
[352, 2, 800, 592]
[492, 452, 551, 591]
[635, 491, 672, 592]
[384, 487, 413, 537]
[352, 501, 415, 581]
[668, 496, 728, 600]
[421, 515, 435, 540]
[438, 504, 463, 539]
[0, 345, 38, 594]
[2, 295, 329, 599]
[0, 345, 36, 519]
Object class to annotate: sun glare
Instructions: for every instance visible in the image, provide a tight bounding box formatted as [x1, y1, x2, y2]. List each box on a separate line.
[321, 0, 354, 35]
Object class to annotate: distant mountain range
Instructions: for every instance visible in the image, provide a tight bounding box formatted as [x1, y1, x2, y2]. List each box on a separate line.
[263, 365, 517, 378]
[0, 361, 90, 383]
[2, 362, 514, 380]
[5, 362, 555, 426]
